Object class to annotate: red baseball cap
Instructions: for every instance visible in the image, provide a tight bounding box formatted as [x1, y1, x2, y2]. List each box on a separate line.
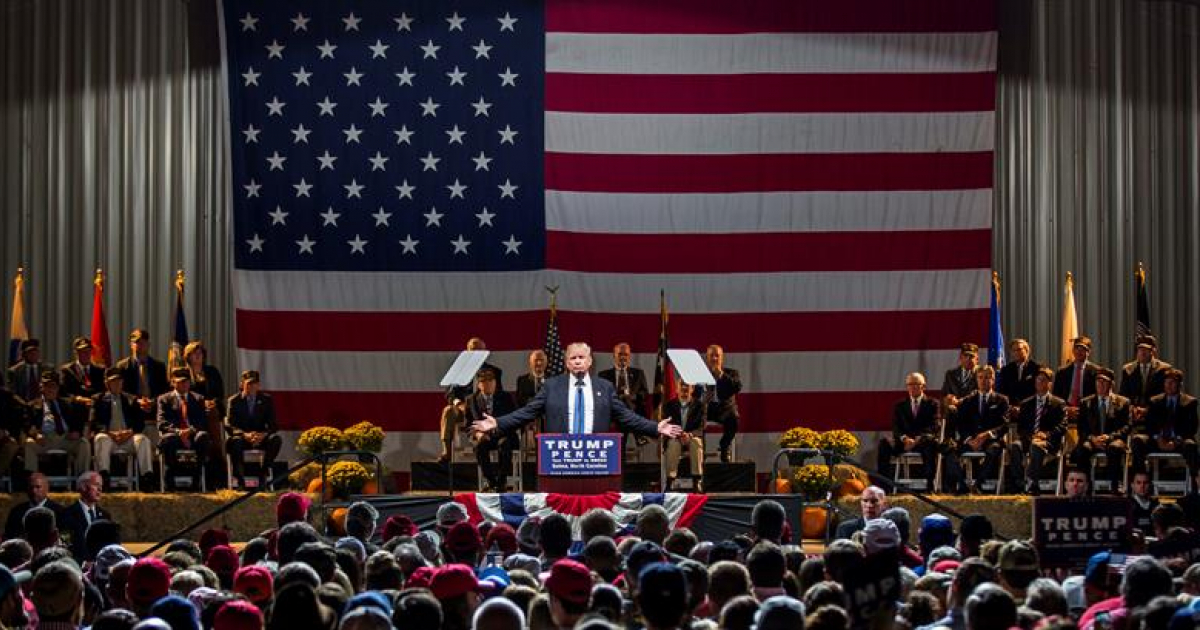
[430, 564, 483, 600]
[126, 558, 172, 607]
[484, 523, 518, 556]
[276, 492, 310, 526]
[214, 599, 264, 630]
[382, 515, 418, 542]
[545, 559, 593, 606]
[233, 565, 274, 604]
[406, 565, 436, 590]
[445, 521, 483, 556]
[206, 545, 241, 575]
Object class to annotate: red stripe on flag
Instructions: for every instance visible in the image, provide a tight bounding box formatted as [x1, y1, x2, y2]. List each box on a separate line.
[545, 152, 994, 193]
[544, 492, 621, 516]
[546, 0, 996, 33]
[547, 230, 992, 273]
[235, 309, 988, 353]
[270, 391, 897, 432]
[546, 72, 997, 114]
[675, 494, 709, 529]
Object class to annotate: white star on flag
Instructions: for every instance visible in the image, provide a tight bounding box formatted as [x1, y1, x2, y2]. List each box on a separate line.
[246, 233, 264, 252]
[399, 235, 419, 254]
[450, 235, 471, 254]
[347, 234, 368, 253]
[502, 235, 522, 254]
[295, 234, 315, 254]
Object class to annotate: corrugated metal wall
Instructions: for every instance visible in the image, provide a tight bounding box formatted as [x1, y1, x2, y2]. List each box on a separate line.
[2, 0, 1198, 395]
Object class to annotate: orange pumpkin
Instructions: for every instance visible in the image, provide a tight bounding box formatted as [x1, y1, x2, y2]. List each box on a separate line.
[328, 508, 348, 536]
[774, 478, 792, 494]
[838, 478, 866, 497]
[801, 507, 828, 539]
[361, 480, 379, 495]
[307, 477, 324, 495]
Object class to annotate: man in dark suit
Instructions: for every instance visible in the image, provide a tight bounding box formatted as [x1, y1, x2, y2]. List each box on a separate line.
[662, 382, 707, 492]
[473, 342, 681, 441]
[463, 368, 518, 491]
[942, 366, 1009, 494]
[1119, 335, 1172, 409]
[877, 372, 940, 490]
[115, 329, 169, 403]
[22, 371, 91, 476]
[225, 370, 282, 489]
[2, 472, 62, 539]
[599, 342, 652, 454]
[59, 337, 105, 407]
[940, 343, 980, 418]
[997, 339, 1041, 407]
[1132, 369, 1199, 482]
[56, 471, 112, 561]
[516, 350, 549, 408]
[697, 344, 742, 462]
[157, 368, 212, 490]
[1072, 368, 1134, 492]
[1052, 336, 1102, 412]
[5, 339, 46, 401]
[90, 368, 153, 490]
[1009, 368, 1068, 495]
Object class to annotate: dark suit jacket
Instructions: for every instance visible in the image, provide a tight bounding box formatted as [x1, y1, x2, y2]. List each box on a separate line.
[59, 361, 106, 403]
[998, 360, 1042, 406]
[952, 391, 1009, 441]
[225, 392, 278, 435]
[496, 374, 659, 437]
[2, 498, 63, 540]
[515, 373, 547, 408]
[1145, 393, 1200, 441]
[115, 355, 169, 399]
[466, 391, 517, 438]
[1076, 393, 1134, 442]
[662, 397, 706, 433]
[89, 391, 147, 434]
[697, 368, 742, 422]
[892, 396, 939, 444]
[1119, 359, 1172, 407]
[1052, 362, 1101, 404]
[5, 361, 47, 401]
[25, 396, 86, 436]
[598, 367, 650, 416]
[156, 390, 208, 432]
[58, 500, 113, 560]
[446, 362, 504, 403]
[941, 367, 978, 401]
[190, 365, 227, 415]
[0, 387, 29, 435]
[1015, 395, 1068, 453]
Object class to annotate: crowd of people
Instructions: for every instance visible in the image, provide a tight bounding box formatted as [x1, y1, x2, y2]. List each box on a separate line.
[2, 332, 281, 492]
[1, 478, 1200, 630]
[878, 336, 1196, 497]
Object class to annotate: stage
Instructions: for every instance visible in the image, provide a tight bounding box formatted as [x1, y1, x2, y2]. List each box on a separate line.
[0, 491, 1041, 542]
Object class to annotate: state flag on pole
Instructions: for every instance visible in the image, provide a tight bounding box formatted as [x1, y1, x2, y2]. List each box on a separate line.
[7, 268, 28, 367]
[91, 269, 113, 367]
[1060, 272, 1079, 367]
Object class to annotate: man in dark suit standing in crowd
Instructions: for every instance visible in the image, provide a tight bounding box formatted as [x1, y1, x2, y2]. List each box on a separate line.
[57, 471, 112, 561]
[1120, 335, 1172, 409]
[878, 372, 940, 491]
[1009, 368, 1067, 495]
[473, 342, 681, 441]
[2, 472, 61, 540]
[997, 338, 1040, 406]
[225, 370, 281, 489]
[1072, 368, 1133, 493]
[157, 368, 211, 491]
[698, 344, 742, 463]
[5, 339, 46, 401]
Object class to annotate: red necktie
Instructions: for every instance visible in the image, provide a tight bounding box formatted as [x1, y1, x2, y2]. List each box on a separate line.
[1070, 365, 1083, 406]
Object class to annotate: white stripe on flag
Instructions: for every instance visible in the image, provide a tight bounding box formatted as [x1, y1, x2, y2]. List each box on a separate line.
[234, 268, 990, 313]
[546, 32, 998, 74]
[545, 190, 993, 234]
[545, 111, 995, 155]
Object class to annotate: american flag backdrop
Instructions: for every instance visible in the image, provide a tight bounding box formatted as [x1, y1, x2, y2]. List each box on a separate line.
[220, 0, 997, 465]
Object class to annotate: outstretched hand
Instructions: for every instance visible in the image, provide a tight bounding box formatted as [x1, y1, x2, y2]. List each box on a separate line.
[658, 419, 682, 439]
[472, 414, 498, 435]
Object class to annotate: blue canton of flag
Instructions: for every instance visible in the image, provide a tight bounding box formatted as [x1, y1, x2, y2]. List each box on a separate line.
[222, 0, 544, 272]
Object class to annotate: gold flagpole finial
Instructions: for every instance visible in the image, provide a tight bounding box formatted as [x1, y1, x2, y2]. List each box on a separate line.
[1136, 261, 1146, 282]
[1066, 271, 1074, 287]
[545, 285, 559, 315]
[94, 268, 104, 287]
[14, 267, 23, 288]
[175, 269, 186, 292]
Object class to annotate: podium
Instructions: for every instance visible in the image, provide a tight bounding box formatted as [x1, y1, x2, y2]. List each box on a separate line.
[537, 433, 622, 494]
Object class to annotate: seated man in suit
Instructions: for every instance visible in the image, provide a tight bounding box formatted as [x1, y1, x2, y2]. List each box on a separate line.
[59, 337, 105, 408]
[941, 366, 1009, 494]
[697, 344, 743, 463]
[1053, 336, 1103, 418]
[464, 368, 517, 492]
[1008, 368, 1068, 495]
[516, 350, 549, 408]
[662, 382, 705, 492]
[1132, 369, 1199, 485]
[472, 342, 681, 441]
[997, 338, 1041, 407]
[1120, 335, 1172, 409]
[56, 471, 112, 561]
[90, 367, 153, 490]
[23, 371, 91, 477]
[940, 343, 981, 418]
[2, 472, 62, 540]
[5, 338, 46, 402]
[225, 370, 281, 489]
[877, 372, 940, 490]
[1071, 368, 1134, 493]
[156, 368, 212, 491]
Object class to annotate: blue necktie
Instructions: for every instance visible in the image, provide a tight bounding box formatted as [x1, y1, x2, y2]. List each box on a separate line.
[573, 380, 585, 434]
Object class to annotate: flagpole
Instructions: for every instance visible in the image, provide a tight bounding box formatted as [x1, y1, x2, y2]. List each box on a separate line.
[1061, 271, 1079, 367]
[8, 267, 29, 366]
